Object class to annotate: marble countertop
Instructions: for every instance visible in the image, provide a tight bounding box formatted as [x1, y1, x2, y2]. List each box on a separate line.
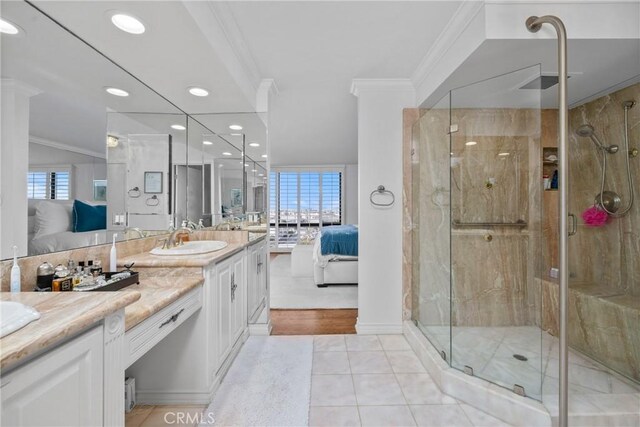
[124, 276, 204, 330]
[117, 240, 256, 268]
[0, 290, 140, 371]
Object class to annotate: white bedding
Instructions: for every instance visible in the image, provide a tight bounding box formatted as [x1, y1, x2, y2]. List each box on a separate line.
[29, 230, 108, 256]
[312, 234, 358, 268]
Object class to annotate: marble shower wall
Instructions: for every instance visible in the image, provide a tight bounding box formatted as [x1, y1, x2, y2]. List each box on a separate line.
[567, 83, 640, 296]
[411, 105, 451, 335]
[409, 105, 542, 328]
[450, 108, 541, 327]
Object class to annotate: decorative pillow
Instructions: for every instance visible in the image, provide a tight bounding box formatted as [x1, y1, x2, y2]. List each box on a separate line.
[33, 201, 73, 239]
[73, 200, 107, 233]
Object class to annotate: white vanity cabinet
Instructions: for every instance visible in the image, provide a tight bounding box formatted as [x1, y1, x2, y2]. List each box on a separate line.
[215, 251, 246, 368]
[1, 327, 104, 427]
[247, 239, 268, 323]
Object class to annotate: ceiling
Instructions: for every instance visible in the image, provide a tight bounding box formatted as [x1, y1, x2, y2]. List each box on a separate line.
[24, 0, 464, 167]
[225, 1, 462, 165]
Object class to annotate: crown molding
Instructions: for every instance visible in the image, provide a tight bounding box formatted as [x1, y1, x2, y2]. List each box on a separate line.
[350, 79, 415, 98]
[182, 1, 262, 110]
[256, 78, 279, 113]
[410, 1, 485, 91]
[30, 135, 106, 159]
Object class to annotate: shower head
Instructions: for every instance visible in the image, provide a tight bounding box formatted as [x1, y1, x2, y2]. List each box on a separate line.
[623, 100, 636, 110]
[576, 124, 594, 137]
[575, 124, 619, 153]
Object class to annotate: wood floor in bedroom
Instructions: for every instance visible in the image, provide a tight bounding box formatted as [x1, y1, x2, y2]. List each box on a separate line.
[270, 309, 357, 335]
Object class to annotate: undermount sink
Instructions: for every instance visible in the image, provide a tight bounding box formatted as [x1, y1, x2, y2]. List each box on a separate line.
[150, 240, 229, 256]
[1, 301, 41, 338]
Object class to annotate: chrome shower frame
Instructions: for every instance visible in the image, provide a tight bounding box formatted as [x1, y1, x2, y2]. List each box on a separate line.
[526, 15, 570, 427]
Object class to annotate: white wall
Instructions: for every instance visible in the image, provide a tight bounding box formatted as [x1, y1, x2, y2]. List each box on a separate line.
[345, 164, 358, 225]
[1, 80, 40, 258]
[351, 79, 415, 334]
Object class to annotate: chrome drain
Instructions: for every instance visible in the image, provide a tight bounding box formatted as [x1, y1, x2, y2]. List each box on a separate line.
[513, 354, 528, 361]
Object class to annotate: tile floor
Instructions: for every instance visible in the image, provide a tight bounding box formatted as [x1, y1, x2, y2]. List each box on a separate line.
[309, 334, 511, 426]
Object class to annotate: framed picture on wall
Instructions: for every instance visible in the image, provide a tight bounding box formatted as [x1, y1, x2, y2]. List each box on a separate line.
[144, 171, 163, 194]
[231, 188, 242, 207]
[93, 180, 107, 201]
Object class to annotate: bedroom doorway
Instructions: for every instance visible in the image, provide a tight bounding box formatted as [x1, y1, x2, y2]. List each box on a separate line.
[268, 168, 358, 334]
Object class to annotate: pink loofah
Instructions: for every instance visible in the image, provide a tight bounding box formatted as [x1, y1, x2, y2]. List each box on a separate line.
[582, 205, 608, 227]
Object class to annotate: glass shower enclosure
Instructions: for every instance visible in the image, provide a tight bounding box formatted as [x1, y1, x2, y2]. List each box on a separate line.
[411, 62, 640, 418]
[412, 64, 545, 399]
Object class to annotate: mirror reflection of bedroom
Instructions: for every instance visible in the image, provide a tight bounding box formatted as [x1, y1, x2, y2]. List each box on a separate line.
[269, 167, 359, 335]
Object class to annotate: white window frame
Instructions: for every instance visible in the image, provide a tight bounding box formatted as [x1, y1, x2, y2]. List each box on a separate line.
[27, 165, 73, 200]
[270, 166, 345, 251]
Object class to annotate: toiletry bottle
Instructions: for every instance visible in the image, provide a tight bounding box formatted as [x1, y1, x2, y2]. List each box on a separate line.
[94, 260, 103, 275]
[10, 246, 21, 293]
[110, 233, 118, 272]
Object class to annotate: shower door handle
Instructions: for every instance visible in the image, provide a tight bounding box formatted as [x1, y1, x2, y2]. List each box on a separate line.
[568, 214, 578, 236]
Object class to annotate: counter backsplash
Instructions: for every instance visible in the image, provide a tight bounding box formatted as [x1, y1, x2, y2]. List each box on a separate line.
[0, 230, 252, 292]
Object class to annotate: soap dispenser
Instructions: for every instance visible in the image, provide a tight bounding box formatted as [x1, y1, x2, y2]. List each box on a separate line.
[10, 245, 21, 293]
[110, 233, 118, 272]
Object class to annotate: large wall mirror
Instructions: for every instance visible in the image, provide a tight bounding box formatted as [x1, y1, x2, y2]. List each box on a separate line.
[0, 1, 186, 259]
[0, 2, 268, 261]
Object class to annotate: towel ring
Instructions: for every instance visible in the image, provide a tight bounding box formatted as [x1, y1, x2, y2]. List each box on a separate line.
[146, 195, 160, 206]
[128, 186, 141, 198]
[370, 185, 395, 207]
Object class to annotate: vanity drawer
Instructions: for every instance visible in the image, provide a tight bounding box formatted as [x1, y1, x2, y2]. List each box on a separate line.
[125, 288, 203, 367]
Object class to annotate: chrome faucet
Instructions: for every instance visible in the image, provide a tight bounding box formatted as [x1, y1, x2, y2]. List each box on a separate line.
[167, 227, 193, 248]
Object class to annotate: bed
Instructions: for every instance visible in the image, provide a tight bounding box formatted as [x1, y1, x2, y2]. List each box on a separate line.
[28, 200, 107, 255]
[312, 224, 358, 287]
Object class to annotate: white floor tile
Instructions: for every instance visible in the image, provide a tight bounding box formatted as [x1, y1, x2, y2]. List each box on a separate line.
[313, 351, 351, 375]
[311, 375, 357, 406]
[378, 335, 412, 351]
[315, 335, 347, 352]
[309, 406, 361, 426]
[410, 405, 473, 427]
[346, 335, 383, 352]
[358, 405, 416, 427]
[352, 374, 406, 406]
[348, 351, 393, 374]
[386, 351, 427, 373]
[459, 404, 511, 427]
[395, 374, 457, 405]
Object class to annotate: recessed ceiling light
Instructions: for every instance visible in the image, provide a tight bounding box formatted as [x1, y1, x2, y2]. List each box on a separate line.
[0, 18, 20, 35]
[258, 173, 264, 177]
[171, 124, 186, 130]
[219, 164, 224, 167]
[249, 142, 260, 147]
[188, 87, 209, 97]
[105, 87, 129, 97]
[222, 152, 232, 156]
[244, 163, 249, 167]
[230, 133, 242, 136]
[251, 169, 257, 172]
[203, 140, 213, 145]
[229, 124, 243, 131]
[111, 13, 145, 35]
[498, 152, 510, 156]
[261, 154, 268, 158]
[465, 141, 477, 146]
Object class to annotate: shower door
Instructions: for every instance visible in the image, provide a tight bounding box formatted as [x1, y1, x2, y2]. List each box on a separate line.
[449, 65, 545, 400]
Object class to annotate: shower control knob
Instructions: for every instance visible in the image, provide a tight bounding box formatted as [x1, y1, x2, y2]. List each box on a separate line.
[484, 234, 493, 242]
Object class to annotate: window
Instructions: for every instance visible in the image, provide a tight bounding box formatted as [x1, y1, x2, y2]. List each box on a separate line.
[27, 168, 71, 200]
[269, 168, 344, 249]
